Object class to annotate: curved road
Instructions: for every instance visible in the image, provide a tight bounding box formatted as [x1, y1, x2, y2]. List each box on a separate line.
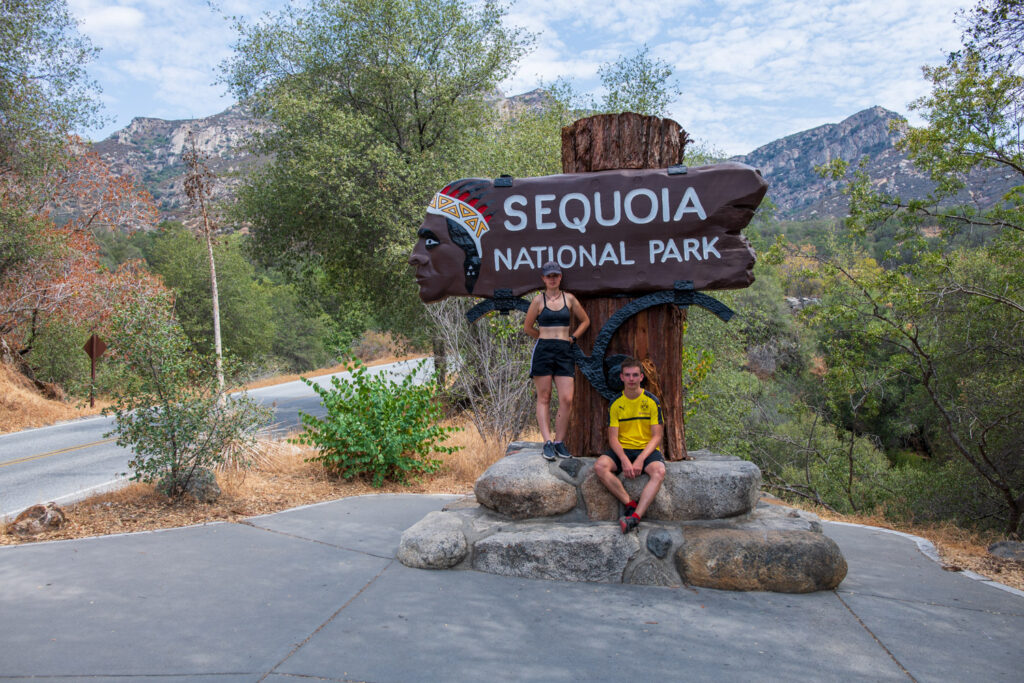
[0, 358, 433, 519]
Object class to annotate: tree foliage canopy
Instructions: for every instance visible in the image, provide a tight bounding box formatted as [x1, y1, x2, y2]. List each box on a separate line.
[221, 0, 533, 339]
[1, 0, 104, 285]
[783, 0, 1024, 535]
[0, 0, 102, 181]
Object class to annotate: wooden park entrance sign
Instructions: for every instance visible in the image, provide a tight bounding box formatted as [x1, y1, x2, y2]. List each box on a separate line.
[409, 113, 767, 459]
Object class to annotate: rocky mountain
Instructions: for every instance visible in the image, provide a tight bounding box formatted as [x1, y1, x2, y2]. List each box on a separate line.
[91, 105, 268, 224]
[731, 106, 1018, 219]
[92, 98, 1018, 226]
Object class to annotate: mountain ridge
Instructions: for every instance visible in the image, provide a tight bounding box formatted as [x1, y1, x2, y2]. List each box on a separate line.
[92, 97, 1017, 225]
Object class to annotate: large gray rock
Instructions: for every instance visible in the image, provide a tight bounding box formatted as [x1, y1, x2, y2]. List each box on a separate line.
[626, 559, 680, 587]
[987, 540, 1024, 562]
[473, 525, 640, 583]
[474, 450, 577, 519]
[733, 502, 823, 533]
[581, 457, 761, 521]
[10, 502, 66, 537]
[397, 511, 469, 569]
[675, 527, 847, 593]
[156, 467, 221, 503]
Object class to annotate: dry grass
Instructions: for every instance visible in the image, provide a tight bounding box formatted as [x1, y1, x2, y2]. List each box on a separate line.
[0, 362, 111, 434]
[0, 416, 529, 547]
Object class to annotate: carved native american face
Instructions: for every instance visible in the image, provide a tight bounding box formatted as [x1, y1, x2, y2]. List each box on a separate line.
[408, 180, 492, 303]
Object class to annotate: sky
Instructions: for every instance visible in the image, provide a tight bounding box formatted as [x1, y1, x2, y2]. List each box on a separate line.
[68, 0, 972, 156]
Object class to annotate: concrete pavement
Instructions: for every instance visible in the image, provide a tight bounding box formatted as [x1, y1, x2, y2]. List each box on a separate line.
[1, 494, 1021, 681]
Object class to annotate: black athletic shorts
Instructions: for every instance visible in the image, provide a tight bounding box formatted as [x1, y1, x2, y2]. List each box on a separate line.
[530, 338, 575, 377]
[601, 447, 665, 474]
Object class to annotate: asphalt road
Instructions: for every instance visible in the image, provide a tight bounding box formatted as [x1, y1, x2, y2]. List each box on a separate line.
[0, 358, 433, 520]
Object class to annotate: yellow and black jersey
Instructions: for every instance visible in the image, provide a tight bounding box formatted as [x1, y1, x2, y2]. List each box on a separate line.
[608, 390, 662, 449]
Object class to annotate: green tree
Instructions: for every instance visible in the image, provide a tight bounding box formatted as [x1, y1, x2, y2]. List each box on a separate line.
[221, 0, 533, 341]
[597, 45, 680, 118]
[801, 1, 1024, 535]
[182, 133, 226, 393]
[145, 226, 276, 363]
[1, 0, 103, 282]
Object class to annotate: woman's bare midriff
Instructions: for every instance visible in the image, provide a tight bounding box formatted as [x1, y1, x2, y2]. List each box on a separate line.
[538, 327, 571, 340]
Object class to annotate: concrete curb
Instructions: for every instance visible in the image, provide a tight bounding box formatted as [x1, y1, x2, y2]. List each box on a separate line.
[828, 520, 1024, 597]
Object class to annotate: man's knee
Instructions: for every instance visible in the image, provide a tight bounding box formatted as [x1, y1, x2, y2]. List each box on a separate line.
[594, 456, 615, 477]
[646, 461, 666, 482]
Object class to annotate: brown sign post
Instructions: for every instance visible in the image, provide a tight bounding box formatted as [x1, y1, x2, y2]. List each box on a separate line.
[83, 333, 106, 408]
[409, 112, 766, 460]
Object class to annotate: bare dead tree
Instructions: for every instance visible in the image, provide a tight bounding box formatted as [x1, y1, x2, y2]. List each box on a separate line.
[427, 298, 534, 445]
[182, 131, 224, 394]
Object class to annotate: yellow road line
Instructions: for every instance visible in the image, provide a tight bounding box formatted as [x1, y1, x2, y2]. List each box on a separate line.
[0, 437, 117, 469]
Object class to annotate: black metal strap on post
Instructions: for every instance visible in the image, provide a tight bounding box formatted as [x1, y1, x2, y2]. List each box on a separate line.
[465, 280, 734, 400]
[465, 288, 531, 323]
[573, 281, 735, 400]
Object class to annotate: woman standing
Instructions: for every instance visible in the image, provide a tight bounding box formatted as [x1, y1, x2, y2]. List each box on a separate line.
[524, 261, 590, 460]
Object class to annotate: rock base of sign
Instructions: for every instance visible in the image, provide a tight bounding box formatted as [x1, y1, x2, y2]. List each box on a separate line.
[474, 443, 762, 521]
[399, 444, 848, 593]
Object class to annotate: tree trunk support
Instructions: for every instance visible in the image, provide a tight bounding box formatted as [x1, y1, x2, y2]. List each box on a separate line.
[562, 113, 691, 460]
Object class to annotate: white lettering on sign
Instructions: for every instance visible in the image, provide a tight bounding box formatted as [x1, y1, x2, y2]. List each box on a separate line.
[558, 193, 590, 233]
[594, 191, 621, 226]
[580, 243, 597, 266]
[493, 241, 639, 271]
[624, 189, 658, 224]
[535, 194, 556, 230]
[503, 195, 527, 231]
[648, 237, 722, 263]
[500, 187, 707, 232]
[557, 245, 576, 268]
[674, 187, 707, 221]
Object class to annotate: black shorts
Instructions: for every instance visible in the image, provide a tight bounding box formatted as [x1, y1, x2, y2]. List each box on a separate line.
[601, 448, 665, 474]
[530, 338, 575, 377]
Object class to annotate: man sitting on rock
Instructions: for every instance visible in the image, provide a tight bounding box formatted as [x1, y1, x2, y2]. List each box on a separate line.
[593, 358, 667, 533]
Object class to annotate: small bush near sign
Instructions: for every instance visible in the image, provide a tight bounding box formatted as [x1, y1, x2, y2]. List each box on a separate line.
[294, 360, 459, 487]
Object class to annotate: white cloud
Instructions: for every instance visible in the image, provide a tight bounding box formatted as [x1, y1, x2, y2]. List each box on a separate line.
[75, 0, 973, 153]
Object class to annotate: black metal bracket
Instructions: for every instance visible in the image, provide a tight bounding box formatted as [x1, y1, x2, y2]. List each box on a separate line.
[494, 175, 514, 187]
[465, 288, 531, 323]
[572, 281, 734, 400]
[465, 280, 734, 400]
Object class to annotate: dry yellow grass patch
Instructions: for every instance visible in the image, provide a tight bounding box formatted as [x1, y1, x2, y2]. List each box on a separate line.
[0, 416, 537, 546]
[432, 417, 540, 486]
[1, 434, 472, 546]
[0, 362, 110, 434]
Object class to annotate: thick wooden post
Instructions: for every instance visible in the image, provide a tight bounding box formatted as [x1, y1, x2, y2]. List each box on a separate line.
[563, 113, 690, 460]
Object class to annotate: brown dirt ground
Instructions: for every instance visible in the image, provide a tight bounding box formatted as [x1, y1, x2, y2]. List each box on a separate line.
[4, 424, 1022, 592]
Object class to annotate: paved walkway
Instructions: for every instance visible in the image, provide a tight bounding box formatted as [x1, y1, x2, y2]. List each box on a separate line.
[1, 494, 1021, 681]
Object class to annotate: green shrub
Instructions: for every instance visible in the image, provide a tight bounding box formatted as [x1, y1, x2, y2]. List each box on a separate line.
[294, 360, 458, 486]
[24, 316, 91, 392]
[102, 294, 272, 499]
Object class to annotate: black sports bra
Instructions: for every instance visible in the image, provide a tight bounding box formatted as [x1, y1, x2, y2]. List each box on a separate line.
[537, 293, 571, 327]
